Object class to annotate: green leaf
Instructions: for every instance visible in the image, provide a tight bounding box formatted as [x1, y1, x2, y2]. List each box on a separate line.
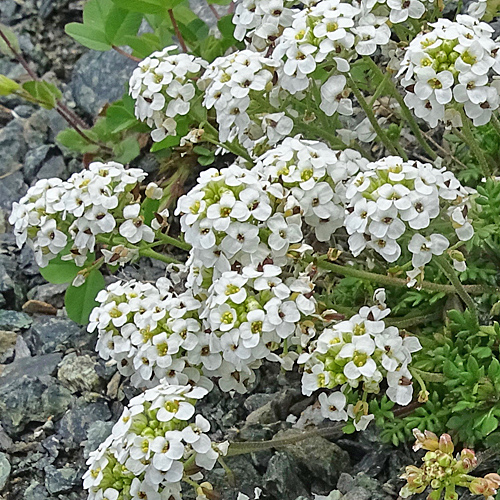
[342, 422, 356, 434]
[65, 23, 112, 51]
[56, 128, 100, 154]
[106, 96, 138, 133]
[151, 134, 181, 151]
[0, 75, 20, 96]
[207, 0, 232, 4]
[111, 0, 167, 14]
[22, 80, 62, 109]
[113, 136, 141, 163]
[65, 270, 106, 325]
[141, 197, 161, 225]
[105, 6, 143, 45]
[0, 23, 20, 56]
[40, 256, 80, 284]
[481, 415, 499, 436]
[83, 0, 114, 30]
[123, 32, 164, 58]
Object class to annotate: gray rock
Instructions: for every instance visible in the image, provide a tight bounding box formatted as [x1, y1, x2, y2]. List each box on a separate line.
[264, 452, 310, 499]
[272, 428, 350, 485]
[0, 120, 27, 178]
[36, 154, 66, 180]
[0, 171, 28, 211]
[0, 353, 73, 435]
[1, 352, 61, 380]
[70, 50, 137, 115]
[58, 398, 111, 446]
[29, 283, 67, 309]
[244, 393, 276, 413]
[57, 353, 100, 393]
[23, 482, 51, 500]
[23, 110, 49, 147]
[23, 144, 51, 182]
[0, 452, 11, 491]
[26, 316, 87, 355]
[0, 310, 32, 330]
[84, 420, 114, 457]
[208, 454, 266, 500]
[44, 465, 80, 494]
[342, 488, 371, 500]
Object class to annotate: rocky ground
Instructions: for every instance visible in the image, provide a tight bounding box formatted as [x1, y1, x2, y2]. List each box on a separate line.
[1, 2, 500, 500]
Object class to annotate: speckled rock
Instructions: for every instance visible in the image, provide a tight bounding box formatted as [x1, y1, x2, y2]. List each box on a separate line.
[70, 50, 137, 116]
[57, 353, 100, 393]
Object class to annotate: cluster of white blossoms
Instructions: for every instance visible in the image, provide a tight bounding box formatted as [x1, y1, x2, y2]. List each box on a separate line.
[89, 278, 215, 390]
[399, 15, 500, 127]
[253, 136, 367, 242]
[233, 0, 297, 51]
[200, 50, 293, 151]
[300, 290, 421, 427]
[84, 383, 228, 500]
[8, 161, 161, 268]
[344, 157, 474, 276]
[272, 0, 391, 94]
[129, 46, 206, 142]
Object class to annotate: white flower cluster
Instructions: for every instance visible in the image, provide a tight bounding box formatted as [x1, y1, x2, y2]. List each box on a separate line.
[254, 136, 367, 241]
[129, 46, 206, 142]
[344, 156, 474, 271]
[89, 278, 214, 389]
[399, 15, 500, 126]
[84, 383, 227, 500]
[233, 0, 296, 51]
[201, 50, 292, 150]
[300, 290, 421, 426]
[273, 0, 391, 94]
[9, 161, 158, 268]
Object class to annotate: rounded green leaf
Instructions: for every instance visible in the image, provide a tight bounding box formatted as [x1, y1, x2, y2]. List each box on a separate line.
[65, 270, 106, 325]
[40, 256, 80, 284]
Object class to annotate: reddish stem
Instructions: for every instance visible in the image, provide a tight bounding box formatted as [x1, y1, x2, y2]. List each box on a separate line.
[168, 9, 188, 53]
[112, 45, 141, 62]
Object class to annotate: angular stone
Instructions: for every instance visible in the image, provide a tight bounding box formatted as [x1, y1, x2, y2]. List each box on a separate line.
[0, 452, 11, 491]
[0, 353, 73, 435]
[57, 353, 100, 393]
[57, 398, 112, 446]
[0, 310, 32, 331]
[44, 465, 80, 494]
[84, 420, 114, 458]
[272, 428, 350, 484]
[26, 316, 88, 354]
[70, 50, 137, 115]
[264, 452, 309, 499]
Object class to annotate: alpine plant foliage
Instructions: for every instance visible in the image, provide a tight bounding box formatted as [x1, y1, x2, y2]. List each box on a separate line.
[8, 0, 500, 498]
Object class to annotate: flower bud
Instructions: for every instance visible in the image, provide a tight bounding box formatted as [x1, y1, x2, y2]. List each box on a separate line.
[438, 433, 454, 454]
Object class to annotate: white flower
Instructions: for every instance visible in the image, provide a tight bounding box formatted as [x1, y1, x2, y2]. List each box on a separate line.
[320, 75, 352, 117]
[338, 334, 377, 381]
[318, 391, 348, 421]
[386, 366, 414, 405]
[408, 234, 449, 267]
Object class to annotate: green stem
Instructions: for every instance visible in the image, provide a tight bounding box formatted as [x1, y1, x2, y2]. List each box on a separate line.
[411, 367, 446, 384]
[363, 57, 437, 160]
[305, 254, 490, 296]
[347, 75, 407, 159]
[140, 248, 181, 265]
[459, 108, 491, 177]
[156, 232, 191, 252]
[385, 309, 442, 329]
[203, 121, 253, 163]
[435, 254, 479, 326]
[226, 425, 343, 456]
